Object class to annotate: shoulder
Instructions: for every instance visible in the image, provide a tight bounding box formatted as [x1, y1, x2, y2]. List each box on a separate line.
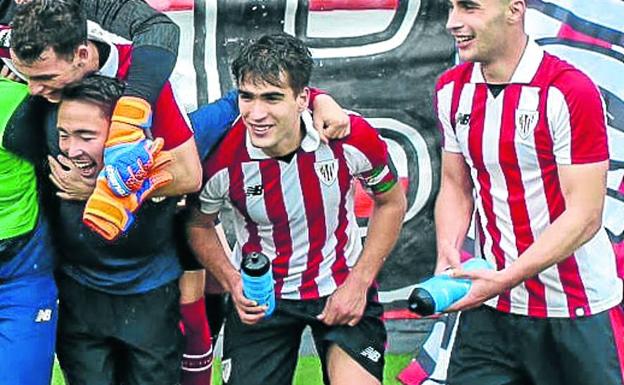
[541, 53, 602, 109]
[201, 118, 247, 180]
[344, 114, 381, 145]
[339, 114, 388, 165]
[436, 62, 474, 91]
[541, 53, 599, 95]
[113, 43, 133, 79]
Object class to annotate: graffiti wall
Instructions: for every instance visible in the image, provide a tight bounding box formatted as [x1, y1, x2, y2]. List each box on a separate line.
[154, 0, 624, 312]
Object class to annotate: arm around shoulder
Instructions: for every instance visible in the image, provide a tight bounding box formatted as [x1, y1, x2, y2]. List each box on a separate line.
[152, 137, 202, 197]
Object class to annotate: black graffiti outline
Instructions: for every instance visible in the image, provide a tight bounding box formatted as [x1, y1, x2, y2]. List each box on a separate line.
[295, 1, 410, 48]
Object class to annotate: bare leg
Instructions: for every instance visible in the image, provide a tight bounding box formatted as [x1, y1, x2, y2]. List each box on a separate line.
[326, 344, 381, 385]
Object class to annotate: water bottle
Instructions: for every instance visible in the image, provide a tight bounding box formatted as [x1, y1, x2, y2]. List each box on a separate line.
[241, 251, 276, 317]
[408, 258, 494, 316]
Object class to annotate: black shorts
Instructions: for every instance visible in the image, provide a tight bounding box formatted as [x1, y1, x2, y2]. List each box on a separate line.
[220, 290, 386, 385]
[448, 305, 624, 385]
[55, 274, 184, 385]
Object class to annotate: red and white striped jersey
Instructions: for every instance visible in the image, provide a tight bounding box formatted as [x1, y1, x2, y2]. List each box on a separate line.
[199, 111, 397, 300]
[435, 39, 622, 318]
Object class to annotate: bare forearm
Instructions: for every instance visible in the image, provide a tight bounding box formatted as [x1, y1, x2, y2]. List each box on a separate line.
[434, 183, 473, 264]
[434, 152, 474, 270]
[502, 207, 602, 288]
[152, 139, 202, 197]
[503, 161, 607, 289]
[187, 223, 239, 292]
[349, 187, 406, 288]
[434, 183, 474, 273]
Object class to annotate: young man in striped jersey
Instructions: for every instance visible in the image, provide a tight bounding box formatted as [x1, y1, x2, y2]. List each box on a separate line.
[435, 1, 624, 384]
[188, 33, 406, 385]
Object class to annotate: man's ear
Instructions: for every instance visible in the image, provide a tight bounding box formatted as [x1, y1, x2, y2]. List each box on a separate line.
[507, 0, 526, 25]
[74, 44, 90, 68]
[297, 86, 310, 112]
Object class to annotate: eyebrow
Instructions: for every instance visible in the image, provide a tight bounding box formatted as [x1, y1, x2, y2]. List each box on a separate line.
[239, 90, 286, 98]
[28, 73, 58, 81]
[56, 126, 99, 136]
[457, 0, 480, 7]
[261, 92, 285, 98]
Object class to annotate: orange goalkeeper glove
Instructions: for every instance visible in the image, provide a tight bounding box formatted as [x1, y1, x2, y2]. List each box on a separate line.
[83, 148, 173, 241]
[103, 96, 160, 197]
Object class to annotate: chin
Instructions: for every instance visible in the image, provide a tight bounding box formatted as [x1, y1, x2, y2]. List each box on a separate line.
[456, 50, 473, 63]
[250, 136, 273, 150]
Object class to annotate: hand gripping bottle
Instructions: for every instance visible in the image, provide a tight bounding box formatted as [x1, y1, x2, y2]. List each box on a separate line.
[408, 258, 494, 316]
[241, 252, 276, 317]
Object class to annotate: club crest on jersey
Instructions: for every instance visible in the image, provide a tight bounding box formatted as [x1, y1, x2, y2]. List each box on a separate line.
[515, 109, 538, 139]
[222, 358, 232, 383]
[314, 159, 338, 186]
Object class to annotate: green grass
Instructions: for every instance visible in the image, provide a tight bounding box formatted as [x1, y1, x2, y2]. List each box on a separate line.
[53, 353, 412, 385]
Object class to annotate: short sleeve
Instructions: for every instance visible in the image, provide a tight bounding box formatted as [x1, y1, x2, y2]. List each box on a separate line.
[150, 81, 194, 150]
[198, 168, 229, 215]
[435, 79, 461, 153]
[548, 70, 608, 165]
[343, 116, 398, 195]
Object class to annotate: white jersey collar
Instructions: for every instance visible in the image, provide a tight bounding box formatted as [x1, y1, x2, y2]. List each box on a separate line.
[470, 38, 544, 84]
[87, 20, 119, 78]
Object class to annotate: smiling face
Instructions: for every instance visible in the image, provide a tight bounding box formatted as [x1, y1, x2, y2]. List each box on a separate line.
[57, 99, 109, 180]
[238, 71, 309, 157]
[446, 0, 510, 64]
[10, 46, 90, 103]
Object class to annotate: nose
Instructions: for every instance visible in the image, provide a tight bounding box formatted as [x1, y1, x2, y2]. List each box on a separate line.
[60, 138, 81, 159]
[446, 6, 462, 31]
[246, 100, 268, 122]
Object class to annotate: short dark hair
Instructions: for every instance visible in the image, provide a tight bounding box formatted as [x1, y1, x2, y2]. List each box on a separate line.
[231, 33, 314, 95]
[11, 0, 87, 64]
[60, 75, 124, 117]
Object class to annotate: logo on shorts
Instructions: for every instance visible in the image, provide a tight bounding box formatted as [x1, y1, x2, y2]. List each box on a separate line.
[515, 109, 539, 139]
[221, 358, 232, 383]
[35, 308, 53, 323]
[360, 346, 381, 363]
[314, 159, 338, 186]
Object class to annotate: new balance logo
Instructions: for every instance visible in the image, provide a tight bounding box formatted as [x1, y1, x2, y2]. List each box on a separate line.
[0, 28, 10, 49]
[35, 309, 53, 323]
[456, 112, 471, 126]
[360, 346, 381, 363]
[245, 185, 263, 196]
